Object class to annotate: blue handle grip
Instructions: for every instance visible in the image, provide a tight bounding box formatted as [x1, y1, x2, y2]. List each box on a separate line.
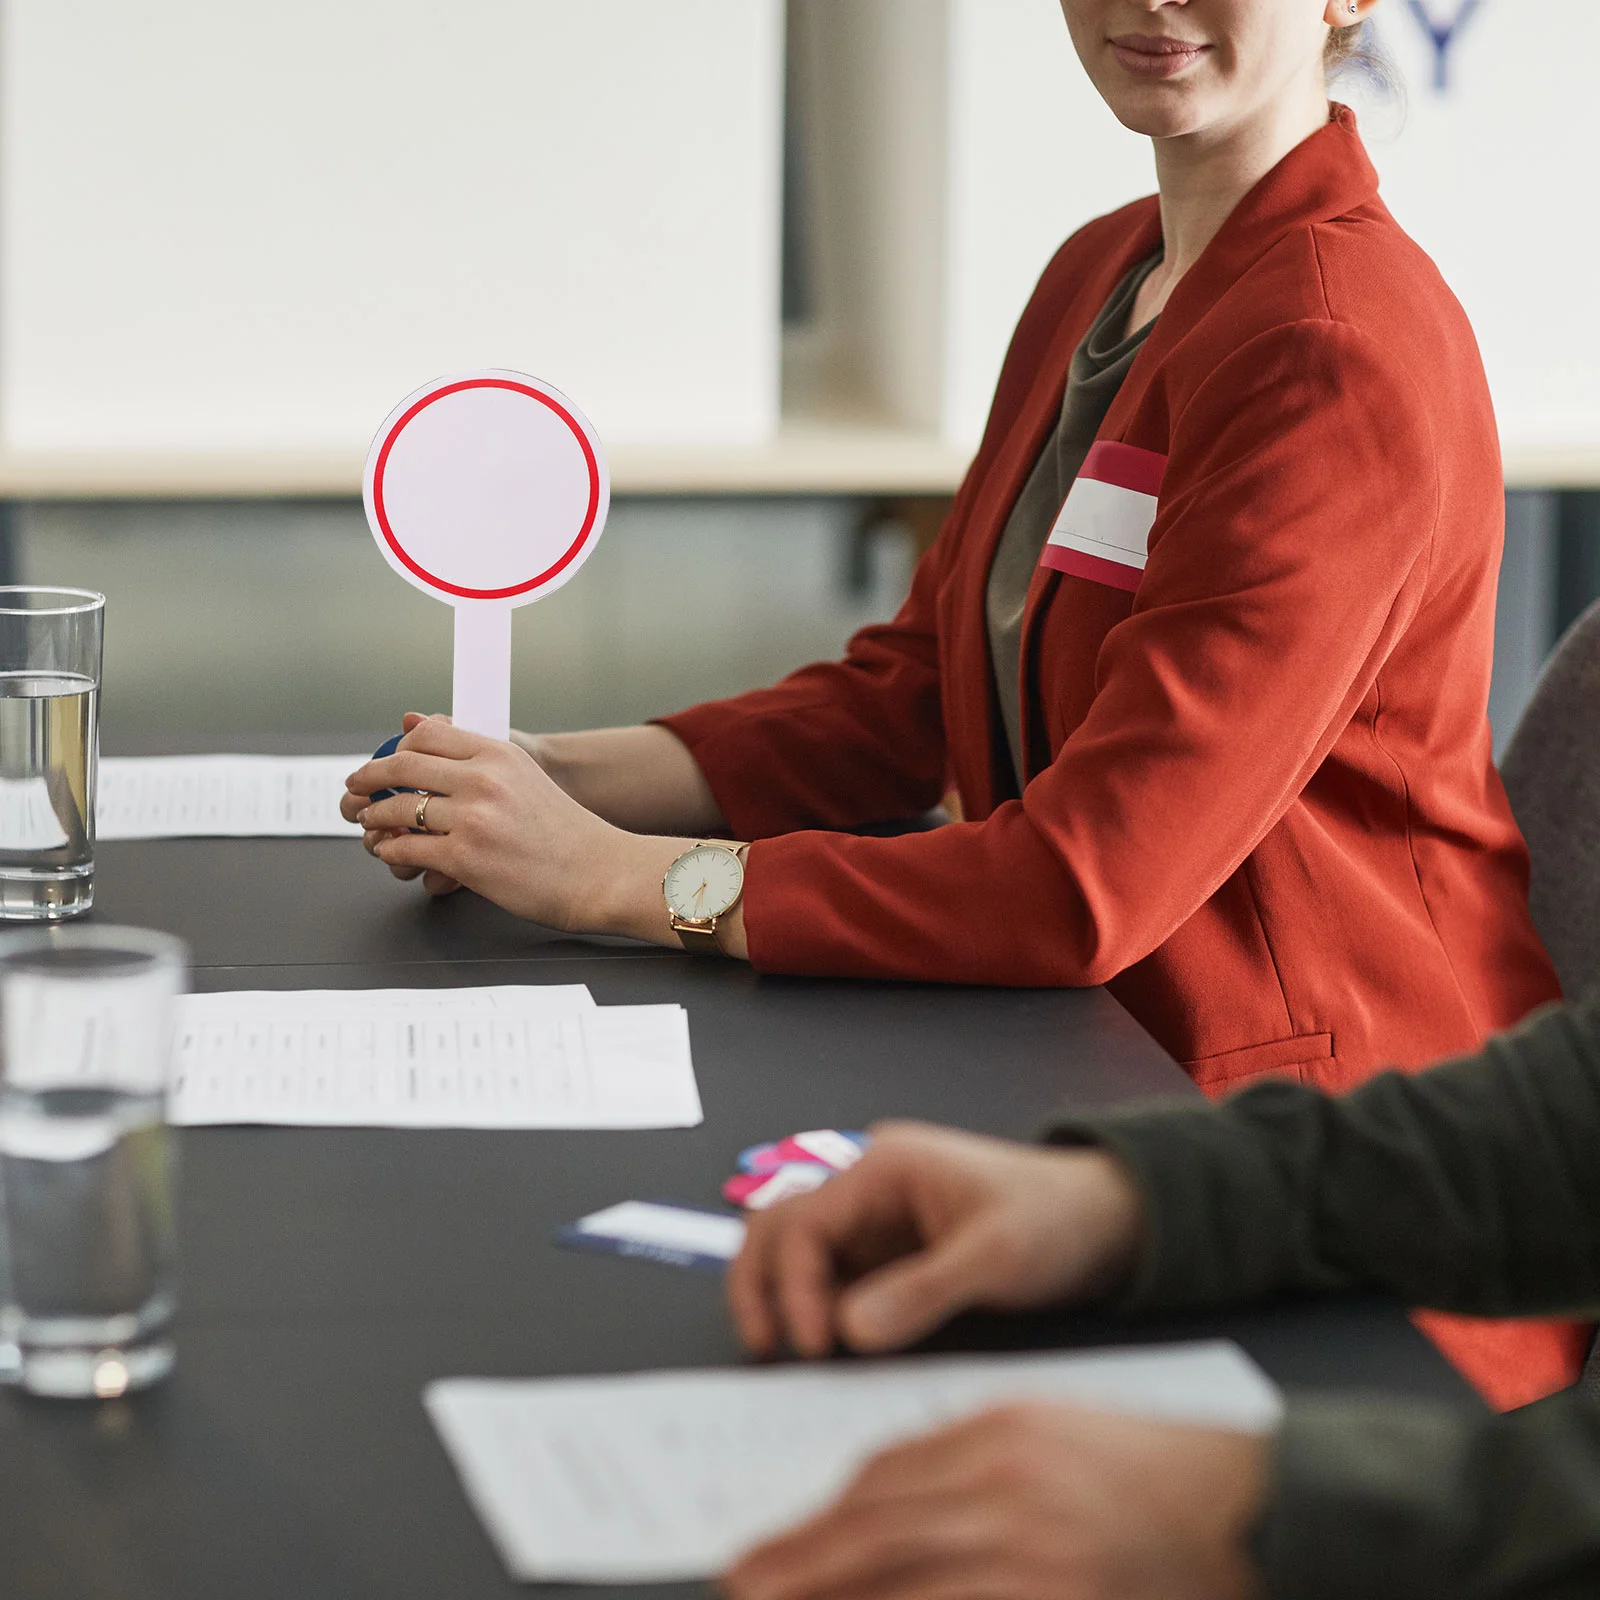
[367, 732, 418, 804]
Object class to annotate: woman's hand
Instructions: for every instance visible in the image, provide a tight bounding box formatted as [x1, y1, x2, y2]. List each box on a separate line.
[726, 1122, 1146, 1359]
[340, 713, 681, 938]
[341, 714, 460, 896]
[722, 1401, 1267, 1600]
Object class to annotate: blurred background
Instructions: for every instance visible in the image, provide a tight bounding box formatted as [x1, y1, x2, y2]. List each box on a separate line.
[0, 0, 1584, 749]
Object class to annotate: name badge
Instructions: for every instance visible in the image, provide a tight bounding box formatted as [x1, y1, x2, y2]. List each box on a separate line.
[1039, 441, 1166, 593]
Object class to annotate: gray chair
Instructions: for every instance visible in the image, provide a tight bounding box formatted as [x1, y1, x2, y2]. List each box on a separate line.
[1502, 595, 1600, 1001]
[1499, 595, 1600, 1394]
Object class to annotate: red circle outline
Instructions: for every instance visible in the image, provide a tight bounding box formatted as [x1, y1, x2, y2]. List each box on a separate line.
[371, 378, 602, 600]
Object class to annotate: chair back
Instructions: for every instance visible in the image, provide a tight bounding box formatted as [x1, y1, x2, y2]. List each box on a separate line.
[1500, 598, 1600, 1393]
[1501, 596, 1600, 1000]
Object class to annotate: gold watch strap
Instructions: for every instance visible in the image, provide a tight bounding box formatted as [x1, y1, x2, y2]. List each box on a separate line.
[672, 919, 723, 955]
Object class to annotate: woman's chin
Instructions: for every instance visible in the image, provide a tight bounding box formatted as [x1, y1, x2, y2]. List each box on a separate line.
[1101, 94, 1211, 141]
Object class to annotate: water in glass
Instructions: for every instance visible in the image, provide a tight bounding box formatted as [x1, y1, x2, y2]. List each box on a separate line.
[0, 670, 98, 919]
[0, 1084, 174, 1396]
[0, 930, 184, 1397]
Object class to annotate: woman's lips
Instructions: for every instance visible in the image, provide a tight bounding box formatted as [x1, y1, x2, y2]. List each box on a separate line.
[1109, 33, 1210, 79]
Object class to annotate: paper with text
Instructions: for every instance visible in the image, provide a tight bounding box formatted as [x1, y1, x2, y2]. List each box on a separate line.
[170, 987, 702, 1130]
[426, 1341, 1283, 1584]
[97, 755, 368, 839]
[0, 775, 72, 850]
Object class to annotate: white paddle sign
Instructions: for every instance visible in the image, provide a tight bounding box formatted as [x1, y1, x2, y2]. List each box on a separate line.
[362, 370, 610, 741]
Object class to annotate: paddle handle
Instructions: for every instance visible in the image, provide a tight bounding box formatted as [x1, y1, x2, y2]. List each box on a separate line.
[451, 602, 513, 742]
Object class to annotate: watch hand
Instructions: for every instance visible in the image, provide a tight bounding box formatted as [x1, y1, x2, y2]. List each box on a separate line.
[692, 881, 707, 912]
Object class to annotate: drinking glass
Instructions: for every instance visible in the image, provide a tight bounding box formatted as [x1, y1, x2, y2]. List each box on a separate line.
[0, 926, 186, 1398]
[0, 587, 106, 920]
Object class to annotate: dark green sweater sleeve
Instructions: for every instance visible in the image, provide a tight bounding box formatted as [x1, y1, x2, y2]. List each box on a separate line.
[1049, 996, 1600, 1600]
[1047, 996, 1600, 1317]
[1255, 1392, 1600, 1599]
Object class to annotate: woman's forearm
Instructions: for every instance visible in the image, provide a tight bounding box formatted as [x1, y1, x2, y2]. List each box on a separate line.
[589, 830, 750, 959]
[517, 724, 730, 837]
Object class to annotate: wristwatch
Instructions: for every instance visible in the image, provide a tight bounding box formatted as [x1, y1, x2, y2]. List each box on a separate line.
[663, 840, 746, 954]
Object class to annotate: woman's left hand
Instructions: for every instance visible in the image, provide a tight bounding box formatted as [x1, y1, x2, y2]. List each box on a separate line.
[722, 1401, 1267, 1600]
[343, 714, 654, 934]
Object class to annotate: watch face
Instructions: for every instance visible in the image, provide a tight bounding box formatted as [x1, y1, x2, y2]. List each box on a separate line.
[664, 845, 743, 923]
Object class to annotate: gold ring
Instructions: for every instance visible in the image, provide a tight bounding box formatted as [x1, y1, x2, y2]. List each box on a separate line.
[414, 793, 433, 832]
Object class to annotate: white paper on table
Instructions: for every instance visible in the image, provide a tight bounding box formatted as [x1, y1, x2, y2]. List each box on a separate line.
[96, 755, 370, 839]
[425, 1341, 1284, 1585]
[0, 775, 72, 849]
[169, 988, 703, 1130]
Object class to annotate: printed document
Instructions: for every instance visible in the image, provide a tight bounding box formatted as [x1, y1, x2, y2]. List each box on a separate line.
[426, 1341, 1283, 1583]
[170, 987, 702, 1129]
[0, 776, 72, 850]
[97, 755, 367, 839]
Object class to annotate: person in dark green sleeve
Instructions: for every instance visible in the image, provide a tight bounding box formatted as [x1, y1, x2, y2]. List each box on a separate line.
[719, 994, 1600, 1600]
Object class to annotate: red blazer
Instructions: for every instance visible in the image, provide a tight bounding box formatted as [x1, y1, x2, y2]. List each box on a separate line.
[662, 112, 1574, 1404]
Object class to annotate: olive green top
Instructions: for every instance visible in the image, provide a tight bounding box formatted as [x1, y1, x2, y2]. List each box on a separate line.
[1051, 994, 1600, 1600]
[984, 253, 1161, 792]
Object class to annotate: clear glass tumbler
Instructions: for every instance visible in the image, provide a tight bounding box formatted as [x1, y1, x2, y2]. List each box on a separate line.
[0, 926, 186, 1398]
[0, 587, 105, 921]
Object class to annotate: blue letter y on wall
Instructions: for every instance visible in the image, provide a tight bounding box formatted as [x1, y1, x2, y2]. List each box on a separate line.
[1404, 0, 1484, 91]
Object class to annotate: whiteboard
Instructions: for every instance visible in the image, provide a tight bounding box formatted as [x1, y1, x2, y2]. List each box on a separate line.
[0, 0, 783, 454]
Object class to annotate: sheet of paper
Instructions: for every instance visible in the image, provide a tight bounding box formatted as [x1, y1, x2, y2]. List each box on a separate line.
[97, 755, 369, 839]
[0, 775, 72, 850]
[169, 987, 702, 1131]
[426, 1341, 1283, 1584]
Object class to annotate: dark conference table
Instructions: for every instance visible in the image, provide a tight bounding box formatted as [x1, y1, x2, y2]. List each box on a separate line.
[0, 796, 1477, 1599]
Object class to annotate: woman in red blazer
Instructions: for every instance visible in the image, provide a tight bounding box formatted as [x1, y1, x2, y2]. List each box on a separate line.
[346, 2, 1571, 1403]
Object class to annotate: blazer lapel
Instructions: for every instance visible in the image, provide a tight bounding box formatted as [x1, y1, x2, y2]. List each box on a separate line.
[1103, 103, 1380, 441]
[1013, 107, 1383, 785]
[955, 221, 1161, 810]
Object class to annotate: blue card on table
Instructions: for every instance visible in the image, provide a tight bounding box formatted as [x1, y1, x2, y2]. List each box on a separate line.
[556, 1201, 747, 1273]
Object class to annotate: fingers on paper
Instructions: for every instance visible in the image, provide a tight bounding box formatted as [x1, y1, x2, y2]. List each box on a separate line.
[724, 1481, 985, 1600]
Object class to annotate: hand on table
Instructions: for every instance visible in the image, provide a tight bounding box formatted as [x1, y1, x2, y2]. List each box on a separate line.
[341, 712, 670, 935]
[722, 1400, 1267, 1600]
[726, 1122, 1146, 1359]
[339, 714, 457, 896]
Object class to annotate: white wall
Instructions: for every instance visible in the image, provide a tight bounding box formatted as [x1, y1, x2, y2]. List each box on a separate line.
[939, 0, 1151, 446]
[787, 0, 950, 432]
[0, 0, 784, 454]
[792, 0, 1152, 448]
[1343, 2, 1600, 463]
[799, 0, 1590, 463]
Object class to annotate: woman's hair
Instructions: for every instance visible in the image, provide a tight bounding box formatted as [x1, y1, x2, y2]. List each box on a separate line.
[1325, 19, 1400, 94]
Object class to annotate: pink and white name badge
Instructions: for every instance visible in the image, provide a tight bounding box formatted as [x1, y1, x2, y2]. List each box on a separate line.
[362, 370, 610, 741]
[1039, 441, 1167, 594]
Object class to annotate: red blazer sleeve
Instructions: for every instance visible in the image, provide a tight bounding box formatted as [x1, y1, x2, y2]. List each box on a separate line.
[656, 214, 1149, 842]
[655, 524, 949, 838]
[738, 321, 1442, 985]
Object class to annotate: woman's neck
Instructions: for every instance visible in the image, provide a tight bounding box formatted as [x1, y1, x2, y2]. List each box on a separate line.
[1128, 80, 1333, 334]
